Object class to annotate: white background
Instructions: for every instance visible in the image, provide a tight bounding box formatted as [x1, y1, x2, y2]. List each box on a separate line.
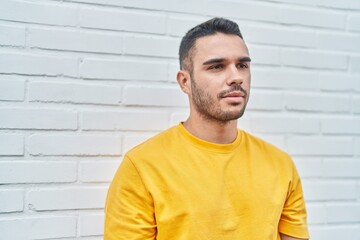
[0, 0, 360, 239]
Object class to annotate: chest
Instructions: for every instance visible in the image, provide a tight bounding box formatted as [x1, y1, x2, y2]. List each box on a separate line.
[149, 156, 289, 228]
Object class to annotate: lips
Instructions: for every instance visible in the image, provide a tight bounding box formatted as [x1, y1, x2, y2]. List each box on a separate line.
[222, 91, 245, 98]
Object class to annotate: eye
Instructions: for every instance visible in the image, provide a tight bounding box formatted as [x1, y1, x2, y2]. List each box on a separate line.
[208, 64, 224, 70]
[237, 63, 248, 69]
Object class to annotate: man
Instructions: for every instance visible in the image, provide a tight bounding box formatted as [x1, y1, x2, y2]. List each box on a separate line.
[104, 18, 309, 240]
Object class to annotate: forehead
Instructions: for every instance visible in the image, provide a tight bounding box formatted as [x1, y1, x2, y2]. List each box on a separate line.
[193, 33, 249, 63]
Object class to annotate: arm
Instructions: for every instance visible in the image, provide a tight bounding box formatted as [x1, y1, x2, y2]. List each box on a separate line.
[104, 156, 156, 240]
[280, 233, 308, 240]
[278, 160, 310, 239]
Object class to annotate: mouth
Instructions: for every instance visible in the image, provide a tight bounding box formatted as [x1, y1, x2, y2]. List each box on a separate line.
[222, 91, 246, 98]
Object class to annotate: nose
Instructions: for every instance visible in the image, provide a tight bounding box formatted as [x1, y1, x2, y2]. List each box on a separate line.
[226, 64, 244, 86]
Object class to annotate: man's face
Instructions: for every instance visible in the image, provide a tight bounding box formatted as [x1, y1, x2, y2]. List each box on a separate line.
[188, 33, 251, 123]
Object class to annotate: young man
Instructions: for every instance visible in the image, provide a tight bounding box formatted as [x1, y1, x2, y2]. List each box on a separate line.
[104, 18, 309, 240]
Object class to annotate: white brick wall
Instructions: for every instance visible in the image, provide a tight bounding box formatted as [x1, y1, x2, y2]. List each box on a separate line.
[0, 0, 359, 239]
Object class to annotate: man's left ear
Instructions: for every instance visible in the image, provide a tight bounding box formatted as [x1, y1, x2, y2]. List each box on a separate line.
[176, 70, 191, 94]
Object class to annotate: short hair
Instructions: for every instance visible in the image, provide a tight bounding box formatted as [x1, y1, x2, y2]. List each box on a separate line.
[179, 17, 244, 72]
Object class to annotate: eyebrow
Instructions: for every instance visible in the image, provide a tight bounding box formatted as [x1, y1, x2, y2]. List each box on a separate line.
[202, 57, 252, 65]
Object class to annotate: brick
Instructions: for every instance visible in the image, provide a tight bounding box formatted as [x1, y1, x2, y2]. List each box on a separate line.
[170, 112, 189, 126]
[302, 180, 357, 201]
[164, 0, 206, 14]
[317, 32, 360, 52]
[281, 49, 348, 70]
[123, 134, 156, 153]
[355, 138, 360, 155]
[29, 28, 123, 54]
[310, 225, 360, 240]
[80, 7, 166, 34]
[350, 56, 360, 73]
[69, 0, 167, 10]
[0, 0, 77, 26]
[0, 78, 25, 101]
[124, 86, 188, 107]
[306, 203, 326, 224]
[237, 115, 252, 132]
[168, 62, 180, 82]
[0, 24, 25, 47]
[323, 159, 360, 178]
[297, 158, 324, 179]
[0, 108, 77, 130]
[285, 92, 350, 113]
[327, 204, 360, 223]
[248, 45, 281, 65]
[317, 0, 360, 10]
[167, 16, 207, 37]
[246, 90, 283, 111]
[76, 0, 206, 14]
[0, 53, 78, 76]
[28, 82, 122, 105]
[268, 0, 316, 6]
[251, 68, 320, 90]
[77, 238, 103, 240]
[348, 14, 360, 32]
[287, 136, 353, 156]
[322, 117, 360, 134]
[293, 158, 323, 178]
[242, 25, 316, 48]
[206, 1, 280, 23]
[49, 237, 103, 240]
[0, 161, 77, 184]
[82, 110, 168, 131]
[281, 6, 346, 29]
[124, 36, 179, 58]
[79, 213, 104, 236]
[353, 77, 360, 92]
[319, 73, 357, 92]
[0, 216, 77, 239]
[79, 161, 119, 182]
[353, 96, 360, 113]
[0, 190, 23, 213]
[250, 115, 319, 134]
[81, 58, 168, 81]
[28, 134, 122, 156]
[0, 134, 23, 156]
[27, 187, 108, 210]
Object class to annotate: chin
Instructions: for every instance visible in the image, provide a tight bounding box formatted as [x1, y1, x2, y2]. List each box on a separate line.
[218, 111, 244, 121]
[231, 109, 246, 120]
[225, 106, 246, 117]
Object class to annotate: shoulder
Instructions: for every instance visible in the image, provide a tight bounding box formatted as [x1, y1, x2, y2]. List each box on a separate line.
[241, 130, 295, 168]
[125, 125, 180, 161]
[241, 130, 288, 155]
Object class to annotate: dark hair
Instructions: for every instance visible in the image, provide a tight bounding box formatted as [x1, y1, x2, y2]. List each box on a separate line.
[179, 17, 244, 72]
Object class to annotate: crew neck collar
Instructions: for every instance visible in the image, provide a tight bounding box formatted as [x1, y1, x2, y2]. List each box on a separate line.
[177, 122, 242, 153]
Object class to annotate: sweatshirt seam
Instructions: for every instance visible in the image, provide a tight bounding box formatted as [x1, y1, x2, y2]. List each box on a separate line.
[178, 128, 244, 154]
[126, 154, 154, 201]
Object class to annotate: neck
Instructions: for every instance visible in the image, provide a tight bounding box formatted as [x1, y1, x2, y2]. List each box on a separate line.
[183, 115, 239, 144]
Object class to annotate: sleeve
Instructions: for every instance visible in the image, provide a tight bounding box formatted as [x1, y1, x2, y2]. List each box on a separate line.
[104, 155, 157, 240]
[278, 161, 310, 239]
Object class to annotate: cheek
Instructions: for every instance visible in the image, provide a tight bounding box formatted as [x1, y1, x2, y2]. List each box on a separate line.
[243, 72, 251, 88]
[193, 74, 220, 92]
